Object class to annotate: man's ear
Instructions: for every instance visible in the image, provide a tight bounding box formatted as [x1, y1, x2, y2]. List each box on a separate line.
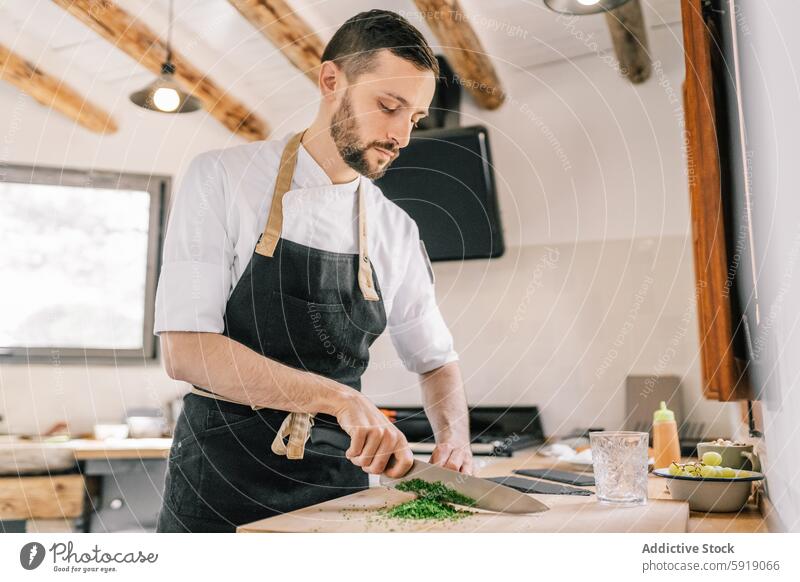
[318, 61, 343, 103]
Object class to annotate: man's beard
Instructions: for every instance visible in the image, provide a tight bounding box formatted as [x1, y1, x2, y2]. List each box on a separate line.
[329, 90, 398, 180]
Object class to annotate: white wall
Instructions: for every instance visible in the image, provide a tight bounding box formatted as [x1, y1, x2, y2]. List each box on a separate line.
[0, 24, 739, 442]
[732, 0, 800, 533]
[364, 24, 742, 439]
[365, 236, 737, 441]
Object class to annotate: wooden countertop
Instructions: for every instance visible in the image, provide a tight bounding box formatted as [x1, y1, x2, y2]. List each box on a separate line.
[65, 438, 171, 461]
[471, 452, 769, 533]
[50, 438, 769, 533]
[11, 438, 767, 532]
[0, 436, 172, 461]
[238, 450, 770, 533]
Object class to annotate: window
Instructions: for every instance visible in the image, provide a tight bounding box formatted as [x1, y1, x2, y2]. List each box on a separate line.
[0, 165, 167, 362]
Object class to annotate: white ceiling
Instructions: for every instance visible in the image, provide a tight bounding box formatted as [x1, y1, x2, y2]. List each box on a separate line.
[0, 0, 682, 135]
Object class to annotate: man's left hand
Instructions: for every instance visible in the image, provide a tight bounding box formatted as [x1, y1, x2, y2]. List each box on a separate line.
[429, 442, 473, 475]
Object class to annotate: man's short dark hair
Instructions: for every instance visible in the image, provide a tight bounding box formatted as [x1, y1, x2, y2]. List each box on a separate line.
[321, 9, 439, 80]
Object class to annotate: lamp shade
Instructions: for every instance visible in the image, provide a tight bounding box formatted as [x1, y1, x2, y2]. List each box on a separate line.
[544, 0, 632, 15]
[129, 64, 201, 114]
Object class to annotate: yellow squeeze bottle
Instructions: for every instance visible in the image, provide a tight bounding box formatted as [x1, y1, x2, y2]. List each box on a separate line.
[652, 401, 681, 469]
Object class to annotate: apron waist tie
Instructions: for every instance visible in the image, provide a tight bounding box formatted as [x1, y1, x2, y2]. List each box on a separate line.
[270, 412, 315, 460]
[189, 386, 315, 460]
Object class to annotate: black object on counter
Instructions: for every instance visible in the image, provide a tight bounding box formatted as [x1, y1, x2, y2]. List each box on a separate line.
[513, 468, 595, 487]
[378, 405, 546, 457]
[488, 475, 593, 496]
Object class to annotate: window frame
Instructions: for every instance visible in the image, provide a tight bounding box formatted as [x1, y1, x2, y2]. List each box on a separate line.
[0, 163, 168, 364]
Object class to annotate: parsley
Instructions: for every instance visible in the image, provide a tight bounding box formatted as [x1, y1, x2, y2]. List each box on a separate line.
[383, 479, 476, 521]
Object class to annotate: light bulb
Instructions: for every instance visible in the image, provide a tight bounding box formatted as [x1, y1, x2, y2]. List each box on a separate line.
[153, 87, 180, 112]
[577, 0, 600, 5]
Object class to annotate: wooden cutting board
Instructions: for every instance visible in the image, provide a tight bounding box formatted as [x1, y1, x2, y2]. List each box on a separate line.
[237, 486, 689, 533]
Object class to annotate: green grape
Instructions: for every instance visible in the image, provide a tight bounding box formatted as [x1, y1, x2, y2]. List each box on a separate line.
[702, 451, 723, 466]
[700, 465, 717, 478]
[668, 462, 682, 476]
[720, 467, 736, 478]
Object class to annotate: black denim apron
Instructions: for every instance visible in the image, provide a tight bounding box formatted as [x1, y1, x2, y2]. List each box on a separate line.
[157, 131, 387, 532]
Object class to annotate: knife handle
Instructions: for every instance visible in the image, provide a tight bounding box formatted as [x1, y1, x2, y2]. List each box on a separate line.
[310, 426, 405, 476]
[310, 425, 352, 454]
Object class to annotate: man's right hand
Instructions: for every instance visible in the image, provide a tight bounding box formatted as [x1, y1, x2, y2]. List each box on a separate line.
[332, 391, 413, 479]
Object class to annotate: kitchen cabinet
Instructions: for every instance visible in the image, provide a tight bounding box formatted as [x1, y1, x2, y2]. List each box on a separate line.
[0, 438, 172, 533]
[0, 474, 85, 532]
[81, 459, 166, 533]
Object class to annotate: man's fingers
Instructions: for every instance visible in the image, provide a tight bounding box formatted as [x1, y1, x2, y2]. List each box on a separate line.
[443, 448, 467, 472]
[383, 447, 414, 479]
[460, 454, 474, 476]
[345, 427, 367, 459]
[430, 445, 473, 474]
[428, 443, 453, 466]
[363, 434, 397, 474]
[353, 429, 383, 467]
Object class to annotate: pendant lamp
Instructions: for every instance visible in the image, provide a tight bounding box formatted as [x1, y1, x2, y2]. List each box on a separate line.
[129, 0, 201, 113]
[544, 0, 633, 16]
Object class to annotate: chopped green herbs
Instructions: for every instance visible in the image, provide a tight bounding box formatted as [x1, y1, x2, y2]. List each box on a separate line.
[395, 478, 477, 506]
[383, 479, 476, 521]
[385, 497, 469, 520]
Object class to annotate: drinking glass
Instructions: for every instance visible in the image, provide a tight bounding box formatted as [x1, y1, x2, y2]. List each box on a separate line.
[590, 431, 649, 506]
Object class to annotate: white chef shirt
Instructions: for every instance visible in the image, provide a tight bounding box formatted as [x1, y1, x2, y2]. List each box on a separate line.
[153, 132, 459, 374]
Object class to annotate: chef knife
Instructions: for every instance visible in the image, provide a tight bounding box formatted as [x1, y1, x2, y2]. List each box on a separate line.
[310, 424, 549, 515]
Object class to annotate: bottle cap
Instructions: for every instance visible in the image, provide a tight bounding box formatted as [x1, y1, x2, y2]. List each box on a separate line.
[653, 401, 675, 422]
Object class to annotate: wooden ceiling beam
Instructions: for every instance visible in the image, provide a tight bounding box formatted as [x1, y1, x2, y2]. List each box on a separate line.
[413, 0, 505, 110]
[605, 0, 651, 84]
[229, 1, 507, 109]
[0, 42, 117, 134]
[51, 0, 268, 141]
[227, 0, 324, 84]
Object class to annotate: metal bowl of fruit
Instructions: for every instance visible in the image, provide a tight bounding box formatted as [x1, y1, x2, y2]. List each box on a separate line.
[652, 452, 764, 513]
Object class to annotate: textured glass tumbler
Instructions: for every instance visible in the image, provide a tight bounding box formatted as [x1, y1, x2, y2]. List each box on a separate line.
[590, 431, 649, 506]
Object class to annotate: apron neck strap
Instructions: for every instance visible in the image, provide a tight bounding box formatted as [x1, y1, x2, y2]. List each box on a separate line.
[254, 130, 304, 258]
[358, 181, 380, 301]
[255, 130, 380, 302]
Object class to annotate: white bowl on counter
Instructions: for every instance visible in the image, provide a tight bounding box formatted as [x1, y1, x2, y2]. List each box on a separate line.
[126, 416, 167, 438]
[653, 468, 765, 512]
[93, 424, 129, 440]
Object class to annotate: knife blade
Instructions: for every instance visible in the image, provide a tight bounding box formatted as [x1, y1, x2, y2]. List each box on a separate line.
[310, 424, 549, 515]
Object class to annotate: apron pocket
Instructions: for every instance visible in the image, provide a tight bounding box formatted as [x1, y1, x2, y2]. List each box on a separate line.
[266, 290, 349, 375]
[203, 408, 265, 436]
[166, 429, 204, 515]
[164, 396, 261, 518]
[271, 290, 347, 313]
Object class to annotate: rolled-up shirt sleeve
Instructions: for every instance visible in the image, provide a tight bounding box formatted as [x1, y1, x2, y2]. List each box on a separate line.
[153, 152, 233, 335]
[387, 223, 459, 374]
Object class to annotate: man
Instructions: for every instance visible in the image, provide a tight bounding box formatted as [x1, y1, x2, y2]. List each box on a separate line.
[154, 9, 471, 533]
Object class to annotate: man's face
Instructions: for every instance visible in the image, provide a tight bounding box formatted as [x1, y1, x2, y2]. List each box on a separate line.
[329, 50, 436, 179]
